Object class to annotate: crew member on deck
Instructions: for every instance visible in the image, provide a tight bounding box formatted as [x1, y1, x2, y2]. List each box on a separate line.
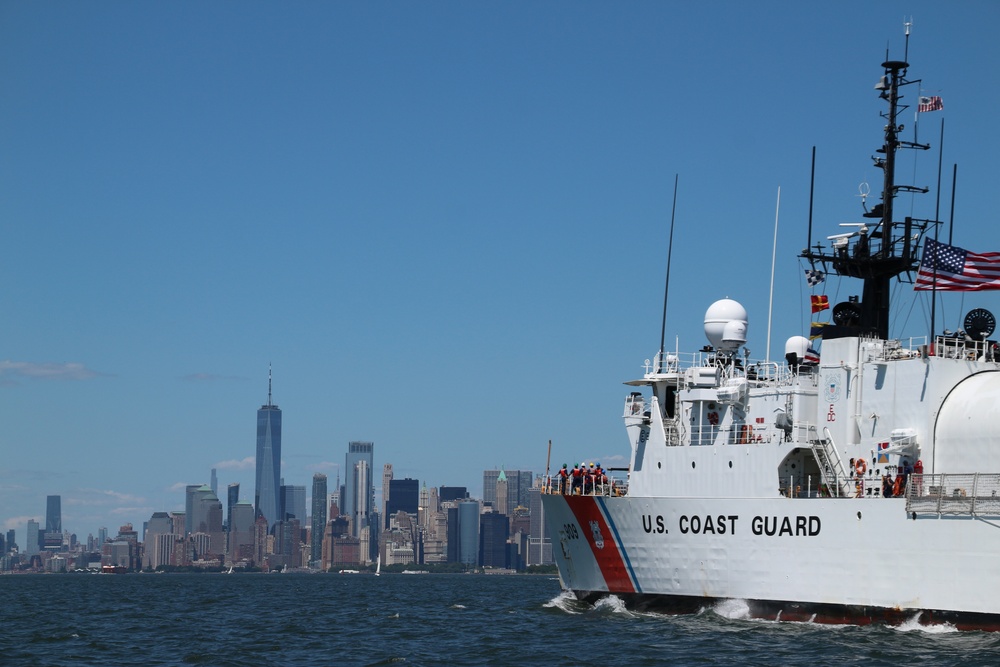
[558, 464, 569, 494]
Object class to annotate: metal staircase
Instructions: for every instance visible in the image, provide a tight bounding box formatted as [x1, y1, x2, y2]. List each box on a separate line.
[812, 428, 853, 497]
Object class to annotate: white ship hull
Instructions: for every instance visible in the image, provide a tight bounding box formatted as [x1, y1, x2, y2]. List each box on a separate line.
[542, 492, 1000, 628]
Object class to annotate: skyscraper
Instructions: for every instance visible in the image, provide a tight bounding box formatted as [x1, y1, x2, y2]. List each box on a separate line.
[310, 474, 328, 566]
[343, 441, 373, 538]
[228, 501, 256, 563]
[227, 483, 240, 530]
[280, 484, 306, 522]
[440, 486, 468, 502]
[386, 478, 420, 525]
[255, 368, 282, 531]
[495, 470, 508, 518]
[184, 484, 200, 536]
[381, 463, 393, 528]
[26, 519, 40, 556]
[458, 501, 480, 567]
[479, 512, 509, 568]
[482, 469, 533, 515]
[190, 485, 225, 556]
[46, 495, 62, 533]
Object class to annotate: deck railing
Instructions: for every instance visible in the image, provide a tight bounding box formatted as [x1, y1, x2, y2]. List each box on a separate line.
[905, 473, 1000, 516]
[542, 474, 626, 497]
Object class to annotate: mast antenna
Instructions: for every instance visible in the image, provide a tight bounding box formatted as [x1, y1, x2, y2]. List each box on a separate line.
[658, 174, 679, 371]
[268, 363, 273, 406]
[766, 187, 780, 365]
[904, 17, 912, 63]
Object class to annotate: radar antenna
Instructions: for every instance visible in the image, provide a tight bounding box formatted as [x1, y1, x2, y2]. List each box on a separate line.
[800, 33, 933, 340]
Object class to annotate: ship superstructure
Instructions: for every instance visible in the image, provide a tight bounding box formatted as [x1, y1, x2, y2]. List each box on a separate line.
[541, 39, 1000, 629]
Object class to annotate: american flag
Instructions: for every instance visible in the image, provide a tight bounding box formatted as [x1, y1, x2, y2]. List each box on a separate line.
[918, 95, 944, 113]
[914, 238, 1000, 291]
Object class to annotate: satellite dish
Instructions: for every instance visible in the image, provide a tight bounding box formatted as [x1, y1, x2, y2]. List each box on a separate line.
[833, 301, 862, 327]
[964, 308, 996, 341]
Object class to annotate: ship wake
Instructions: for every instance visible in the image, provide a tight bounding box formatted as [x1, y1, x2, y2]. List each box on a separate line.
[893, 613, 958, 634]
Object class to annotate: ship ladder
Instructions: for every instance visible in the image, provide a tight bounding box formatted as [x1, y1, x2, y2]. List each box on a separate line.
[813, 430, 853, 497]
[663, 418, 682, 446]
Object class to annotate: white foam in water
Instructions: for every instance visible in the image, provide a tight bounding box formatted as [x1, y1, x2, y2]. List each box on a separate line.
[894, 612, 958, 634]
[592, 595, 631, 615]
[543, 590, 582, 614]
[712, 598, 752, 621]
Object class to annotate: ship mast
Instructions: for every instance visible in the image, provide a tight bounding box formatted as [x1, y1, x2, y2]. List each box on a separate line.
[801, 52, 932, 340]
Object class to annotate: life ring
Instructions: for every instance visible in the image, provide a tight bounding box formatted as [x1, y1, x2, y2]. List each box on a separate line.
[855, 459, 867, 476]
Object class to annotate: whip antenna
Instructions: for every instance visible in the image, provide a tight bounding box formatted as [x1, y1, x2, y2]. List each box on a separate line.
[658, 174, 679, 370]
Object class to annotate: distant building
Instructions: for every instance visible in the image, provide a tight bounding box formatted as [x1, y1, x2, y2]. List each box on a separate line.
[479, 512, 509, 568]
[253, 515, 269, 567]
[495, 470, 509, 518]
[280, 484, 306, 523]
[184, 484, 200, 536]
[227, 483, 240, 530]
[255, 368, 282, 531]
[143, 512, 176, 570]
[26, 519, 39, 556]
[272, 518, 302, 569]
[439, 486, 468, 503]
[457, 501, 480, 567]
[385, 478, 419, 527]
[526, 485, 552, 565]
[321, 516, 357, 570]
[228, 501, 256, 564]
[102, 524, 139, 571]
[381, 463, 393, 528]
[482, 469, 533, 516]
[344, 441, 374, 539]
[46, 495, 61, 533]
[190, 485, 225, 556]
[310, 474, 327, 566]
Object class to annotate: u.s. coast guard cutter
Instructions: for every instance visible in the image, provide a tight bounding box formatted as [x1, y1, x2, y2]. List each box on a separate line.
[541, 41, 1000, 629]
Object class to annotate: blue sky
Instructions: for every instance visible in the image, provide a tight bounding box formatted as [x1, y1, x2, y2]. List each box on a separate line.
[3, 2, 999, 540]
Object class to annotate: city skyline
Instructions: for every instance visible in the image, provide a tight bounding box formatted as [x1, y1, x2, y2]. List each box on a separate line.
[3, 454, 550, 573]
[4, 3, 1000, 538]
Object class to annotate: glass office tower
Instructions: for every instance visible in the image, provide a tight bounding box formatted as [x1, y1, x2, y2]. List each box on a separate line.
[255, 369, 282, 531]
[46, 495, 61, 533]
[344, 441, 374, 538]
[310, 473, 327, 565]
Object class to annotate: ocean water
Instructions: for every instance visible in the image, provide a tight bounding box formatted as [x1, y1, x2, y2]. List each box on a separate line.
[5, 573, 1000, 666]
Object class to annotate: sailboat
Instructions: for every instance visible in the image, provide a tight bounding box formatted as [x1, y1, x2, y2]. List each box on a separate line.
[375, 553, 381, 577]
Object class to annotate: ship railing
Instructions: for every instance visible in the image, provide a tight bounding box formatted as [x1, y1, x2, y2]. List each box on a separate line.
[647, 352, 801, 385]
[541, 474, 628, 498]
[779, 473, 905, 499]
[780, 474, 841, 498]
[932, 336, 998, 362]
[905, 473, 1000, 516]
[860, 336, 929, 362]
